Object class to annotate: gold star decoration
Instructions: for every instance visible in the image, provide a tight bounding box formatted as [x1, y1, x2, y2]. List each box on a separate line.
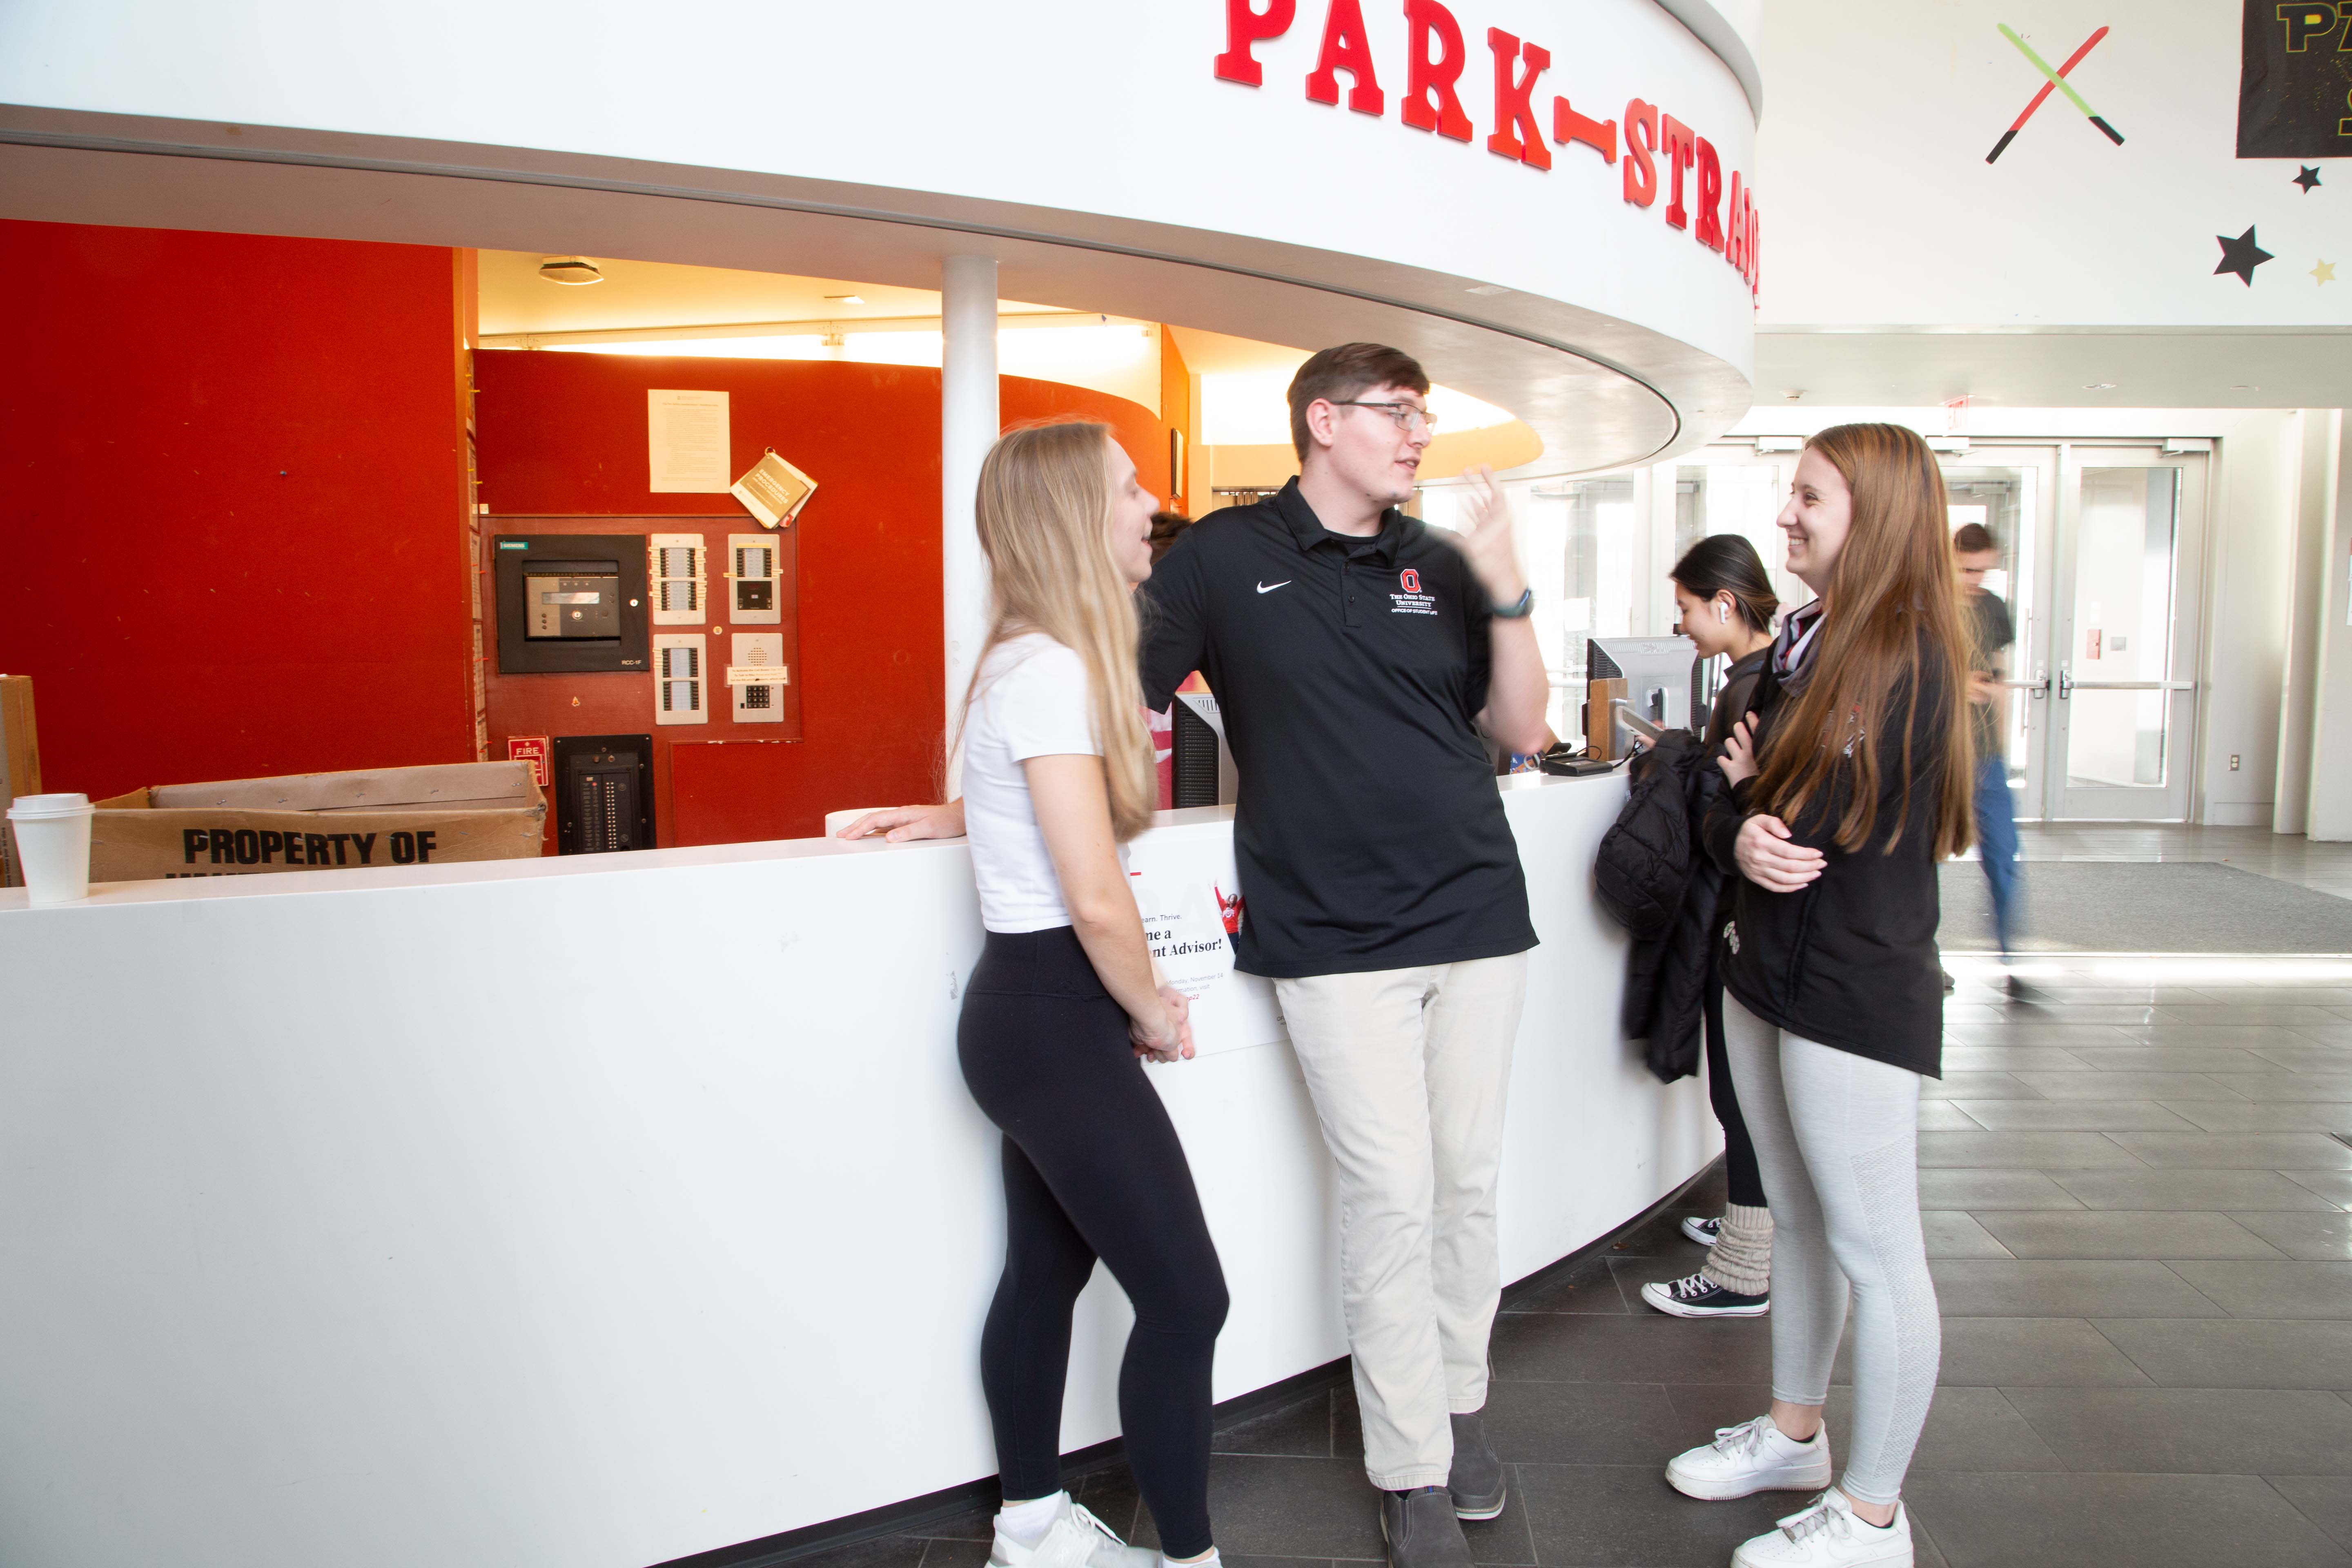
[2317, 259, 2339, 286]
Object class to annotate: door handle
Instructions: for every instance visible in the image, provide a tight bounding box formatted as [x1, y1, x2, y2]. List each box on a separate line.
[2003, 674, 2052, 700]
[2058, 668, 2072, 700]
[2062, 679, 2195, 692]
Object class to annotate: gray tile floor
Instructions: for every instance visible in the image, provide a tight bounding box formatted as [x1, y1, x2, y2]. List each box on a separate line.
[799, 828, 2352, 1568]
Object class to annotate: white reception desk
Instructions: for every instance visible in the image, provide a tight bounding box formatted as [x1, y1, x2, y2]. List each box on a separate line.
[0, 771, 1716, 1568]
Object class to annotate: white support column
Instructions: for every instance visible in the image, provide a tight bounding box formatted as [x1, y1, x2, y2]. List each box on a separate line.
[941, 254, 998, 788]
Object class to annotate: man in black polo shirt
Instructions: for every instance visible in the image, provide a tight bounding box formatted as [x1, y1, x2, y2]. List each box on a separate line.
[840, 344, 1548, 1564]
[1147, 344, 1548, 1557]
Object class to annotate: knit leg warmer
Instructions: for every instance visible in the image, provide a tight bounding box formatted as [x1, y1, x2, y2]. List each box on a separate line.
[1701, 1203, 1774, 1295]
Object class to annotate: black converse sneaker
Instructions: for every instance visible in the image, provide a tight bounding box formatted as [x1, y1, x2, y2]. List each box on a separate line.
[1682, 1215, 1724, 1247]
[1641, 1270, 1770, 1318]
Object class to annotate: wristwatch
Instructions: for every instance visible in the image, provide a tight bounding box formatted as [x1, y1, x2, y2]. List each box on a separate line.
[1491, 586, 1535, 619]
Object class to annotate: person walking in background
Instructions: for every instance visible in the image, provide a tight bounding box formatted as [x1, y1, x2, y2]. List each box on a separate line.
[1639, 535, 1780, 1322]
[1953, 523, 2024, 988]
[949, 422, 1227, 1568]
[1667, 424, 1970, 1568]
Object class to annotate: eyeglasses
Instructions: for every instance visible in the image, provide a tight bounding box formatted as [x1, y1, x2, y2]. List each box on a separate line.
[1334, 400, 1439, 435]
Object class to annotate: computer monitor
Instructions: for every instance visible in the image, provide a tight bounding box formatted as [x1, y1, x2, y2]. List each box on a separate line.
[1587, 636, 1699, 753]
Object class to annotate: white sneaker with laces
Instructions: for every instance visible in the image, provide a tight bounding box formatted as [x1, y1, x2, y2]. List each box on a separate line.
[1682, 1215, 1723, 1246]
[1664, 1414, 1833, 1501]
[989, 1497, 1160, 1568]
[1731, 1489, 1912, 1567]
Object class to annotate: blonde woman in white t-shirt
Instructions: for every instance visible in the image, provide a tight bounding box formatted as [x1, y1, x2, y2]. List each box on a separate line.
[947, 421, 1226, 1568]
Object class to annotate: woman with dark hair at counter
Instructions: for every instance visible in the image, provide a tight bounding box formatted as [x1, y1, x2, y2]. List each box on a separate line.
[952, 421, 1228, 1568]
[1638, 535, 1781, 1323]
[1667, 424, 1971, 1568]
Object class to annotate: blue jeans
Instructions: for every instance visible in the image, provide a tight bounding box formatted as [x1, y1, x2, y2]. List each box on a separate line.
[1974, 755, 2020, 955]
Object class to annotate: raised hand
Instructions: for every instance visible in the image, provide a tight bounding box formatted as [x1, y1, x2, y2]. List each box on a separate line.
[1718, 714, 1762, 786]
[1443, 464, 1528, 607]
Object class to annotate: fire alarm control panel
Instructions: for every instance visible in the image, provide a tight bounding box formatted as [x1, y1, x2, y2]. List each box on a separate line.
[493, 535, 649, 675]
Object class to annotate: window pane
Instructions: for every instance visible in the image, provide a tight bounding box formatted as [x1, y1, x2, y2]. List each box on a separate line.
[1943, 465, 2038, 786]
[2067, 466, 2180, 789]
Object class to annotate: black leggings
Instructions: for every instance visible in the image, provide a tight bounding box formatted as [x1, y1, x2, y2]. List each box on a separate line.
[957, 927, 1229, 1558]
[1704, 974, 1767, 1209]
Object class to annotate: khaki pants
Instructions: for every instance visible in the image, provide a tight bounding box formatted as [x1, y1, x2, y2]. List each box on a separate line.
[1276, 952, 1528, 1490]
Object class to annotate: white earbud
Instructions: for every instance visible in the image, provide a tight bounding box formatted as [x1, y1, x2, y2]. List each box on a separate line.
[1717, 601, 1729, 624]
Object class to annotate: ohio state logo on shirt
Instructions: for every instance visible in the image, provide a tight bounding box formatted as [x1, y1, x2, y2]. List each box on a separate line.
[1390, 568, 1436, 616]
[1400, 568, 1420, 592]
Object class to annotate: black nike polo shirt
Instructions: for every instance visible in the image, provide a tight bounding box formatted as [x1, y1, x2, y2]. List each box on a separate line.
[1138, 478, 1537, 979]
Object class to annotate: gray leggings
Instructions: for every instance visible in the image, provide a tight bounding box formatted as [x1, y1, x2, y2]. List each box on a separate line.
[1722, 992, 1941, 1506]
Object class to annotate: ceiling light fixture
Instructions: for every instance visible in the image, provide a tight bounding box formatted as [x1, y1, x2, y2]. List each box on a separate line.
[824, 294, 865, 305]
[2083, 382, 2116, 390]
[537, 256, 604, 286]
[1783, 390, 1806, 401]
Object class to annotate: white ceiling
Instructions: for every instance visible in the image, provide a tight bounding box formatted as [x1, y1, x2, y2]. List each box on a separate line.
[1755, 329, 2352, 412]
[476, 249, 1065, 334]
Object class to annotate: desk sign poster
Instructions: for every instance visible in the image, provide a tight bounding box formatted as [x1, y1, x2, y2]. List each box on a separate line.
[1124, 833, 1285, 1060]
[2239, 2, 2352, 157]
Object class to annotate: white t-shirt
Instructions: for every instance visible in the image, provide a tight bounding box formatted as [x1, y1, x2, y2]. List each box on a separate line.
[963, 633, 1122, 933]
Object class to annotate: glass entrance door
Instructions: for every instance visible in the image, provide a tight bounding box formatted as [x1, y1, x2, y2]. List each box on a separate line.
[2043, 448, 2205, 820]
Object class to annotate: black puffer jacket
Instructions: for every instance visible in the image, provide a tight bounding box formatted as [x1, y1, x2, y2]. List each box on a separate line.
[1597, 730, 1717, 1083]
[1597, 653, 1767, 1082]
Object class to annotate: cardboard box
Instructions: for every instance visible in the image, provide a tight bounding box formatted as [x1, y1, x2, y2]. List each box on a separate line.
[91, 761, 546, 883]
[0, 675, 40, 888]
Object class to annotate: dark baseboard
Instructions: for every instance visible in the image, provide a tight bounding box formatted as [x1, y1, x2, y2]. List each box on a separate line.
[651, 1158, 1721, 1568]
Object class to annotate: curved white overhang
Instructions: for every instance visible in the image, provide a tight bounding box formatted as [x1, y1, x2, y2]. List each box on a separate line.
[0, 0, 1761, 473]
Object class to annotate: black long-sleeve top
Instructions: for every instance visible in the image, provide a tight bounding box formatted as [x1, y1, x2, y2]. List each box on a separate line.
[1702, 651, 1953, 1077]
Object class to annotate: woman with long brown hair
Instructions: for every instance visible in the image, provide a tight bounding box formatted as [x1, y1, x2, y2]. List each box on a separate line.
[1664, 425, 1971, 1568]
[951, 421, 1227, 1568]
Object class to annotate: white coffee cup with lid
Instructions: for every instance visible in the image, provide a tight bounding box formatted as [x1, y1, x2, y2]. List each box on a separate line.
[7, 793, 95, 905]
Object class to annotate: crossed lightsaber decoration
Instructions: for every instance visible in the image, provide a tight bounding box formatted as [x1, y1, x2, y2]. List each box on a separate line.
[1987, 22, 2126, 164]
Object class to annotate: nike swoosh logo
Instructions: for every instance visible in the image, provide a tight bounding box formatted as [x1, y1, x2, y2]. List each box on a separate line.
[1256, 580, 1292, 594]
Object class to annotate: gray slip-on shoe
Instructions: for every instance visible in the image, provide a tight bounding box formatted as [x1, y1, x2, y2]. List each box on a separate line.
[1447, 1411, 1506, 1520]
[1382, 1485, 1474, 1568]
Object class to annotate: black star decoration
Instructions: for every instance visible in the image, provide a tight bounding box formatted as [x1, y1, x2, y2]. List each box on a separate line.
[2296, 166, 2323, 193]
[2216, 226, 2274, 286]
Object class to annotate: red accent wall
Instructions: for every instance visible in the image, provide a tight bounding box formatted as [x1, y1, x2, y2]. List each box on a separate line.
[474, 350, 1178, 846]
[0, 220, 475, 800]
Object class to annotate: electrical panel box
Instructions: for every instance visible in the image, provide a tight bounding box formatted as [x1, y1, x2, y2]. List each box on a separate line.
[654, 633, 708, 726]
[730, 632, 787, 723]
[493, 535, 649, 674]
[650, 534, 706, 626]
[728, 533, 781, 625]
[552, 733, 654, 854]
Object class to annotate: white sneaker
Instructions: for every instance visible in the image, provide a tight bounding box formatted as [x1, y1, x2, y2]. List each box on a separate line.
[1664, 1414, 1833, 1501]
[1732, 1490, 1912, 1567]
[989, 1497, 1159, 1568]
[1683, 1215, 1724, 1246]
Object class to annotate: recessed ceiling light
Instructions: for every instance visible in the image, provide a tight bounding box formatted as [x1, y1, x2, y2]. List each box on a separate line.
[824, 294, 865, 305]
[537, 256, 604, 285]
[1465, 283, 1510, 296]
[2083, 382, 2116, 390]
[1783, 390, 1806, 401]
[2232, 383, 2259, 390]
